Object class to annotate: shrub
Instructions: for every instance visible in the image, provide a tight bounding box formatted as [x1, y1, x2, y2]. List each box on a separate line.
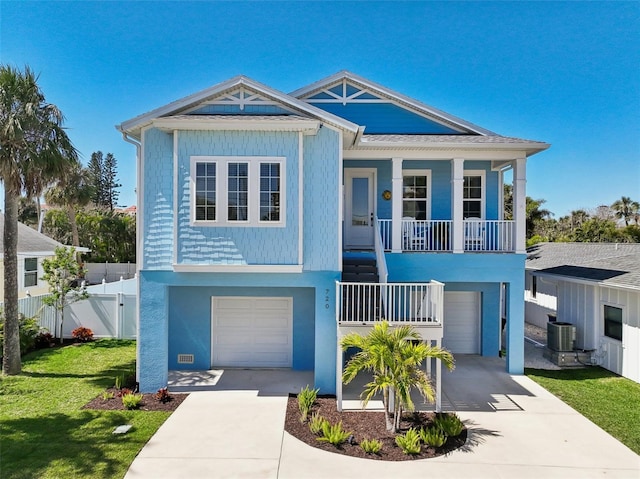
[317, 421, 352, 446]
[122, 392, 143, 410]
[395, 428, 421, 455]
[34, 331, 54, 349]
[360, 438, 383, 454]
[0, 313, 41, 355]
[155, 387, 171, 403]
[117, 387, 132, 397]
[434, 413, 464, 437]
[71, 326, 94, 342]
[308, 412, 328, 435]
[420, 426, 446, 447]
[297, 385, 319, 422]
[101, 391, 115, 401]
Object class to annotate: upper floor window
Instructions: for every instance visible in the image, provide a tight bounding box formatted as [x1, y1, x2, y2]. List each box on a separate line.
[463, 172, 485, 219]
[24, 258, 38, 287]
[191, 156, 285, 227]
[604, 305, 622, 341]
[402, 171, 430, 220]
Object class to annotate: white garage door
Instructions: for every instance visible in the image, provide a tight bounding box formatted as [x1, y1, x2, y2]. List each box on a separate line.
[211, 296, 293, 368]
[443, 292, 480, 354]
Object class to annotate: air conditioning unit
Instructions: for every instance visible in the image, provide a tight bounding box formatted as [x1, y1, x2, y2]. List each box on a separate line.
[547, 322, 576, 352]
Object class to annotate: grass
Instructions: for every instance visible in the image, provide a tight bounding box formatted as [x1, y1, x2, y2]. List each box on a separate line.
[526, 367, 640, 455]
[0, 340, 171, 479]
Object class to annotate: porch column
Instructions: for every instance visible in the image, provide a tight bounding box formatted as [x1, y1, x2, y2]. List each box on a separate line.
[506, 278, 525, 374]
[451, 158, 464, 253]
[391, 157, 404, 253]
[513, 157, 527, 254]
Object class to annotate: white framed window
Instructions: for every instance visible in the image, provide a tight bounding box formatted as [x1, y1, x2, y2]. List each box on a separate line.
[24, 257, 38, 287]
[190, 156, 285, 227]
[402, 170, 430, 220]
[463, 170, 485, 219]
[603, 304, 623, 341]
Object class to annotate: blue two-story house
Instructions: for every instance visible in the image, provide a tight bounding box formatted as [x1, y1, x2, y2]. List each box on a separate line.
[118, 71, 549, 396]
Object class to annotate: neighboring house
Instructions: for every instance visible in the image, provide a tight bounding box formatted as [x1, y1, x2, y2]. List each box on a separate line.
[118, 71, 549, 394]
[0, 214, 87, 298]
[526, 242, 640, 383]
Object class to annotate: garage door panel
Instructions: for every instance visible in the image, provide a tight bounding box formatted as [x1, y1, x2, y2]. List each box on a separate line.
[211, 296, 292, 368]
[443, 292, 480, 354]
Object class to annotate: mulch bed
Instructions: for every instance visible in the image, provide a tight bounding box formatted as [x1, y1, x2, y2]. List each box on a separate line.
[83, 387, 188, 412]
[284, 395, 466, 461]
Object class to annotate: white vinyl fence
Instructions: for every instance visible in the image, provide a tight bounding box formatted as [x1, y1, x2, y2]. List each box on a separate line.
[4, 291, 137, 340]
[85, 263, 137, 284]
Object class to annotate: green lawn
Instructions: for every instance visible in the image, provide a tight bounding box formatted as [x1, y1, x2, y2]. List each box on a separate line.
[526, 367, 640, 455]
[0, 340, 171, 479]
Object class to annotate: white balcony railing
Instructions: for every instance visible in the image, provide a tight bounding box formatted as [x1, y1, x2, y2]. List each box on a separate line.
[377, 219, 514, 253]
[337, 281, 444, 326]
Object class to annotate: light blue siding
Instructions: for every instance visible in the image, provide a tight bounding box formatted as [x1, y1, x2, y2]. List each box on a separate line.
[303, 127, 341, 271]
[190, 104, 292, 115]
[142, 128, 174, 270]
[313, 103, 461, 134]
[176, 130, 299, 265]
[138, 272, 169, 392]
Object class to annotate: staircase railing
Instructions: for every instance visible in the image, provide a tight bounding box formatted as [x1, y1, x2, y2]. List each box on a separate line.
[374, 216, 388, 284]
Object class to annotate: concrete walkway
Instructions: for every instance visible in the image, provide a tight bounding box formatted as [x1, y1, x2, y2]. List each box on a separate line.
[125, 359, 639, 479]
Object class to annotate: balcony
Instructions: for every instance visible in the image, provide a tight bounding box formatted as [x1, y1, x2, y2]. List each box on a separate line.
[378, 219, 515, 253]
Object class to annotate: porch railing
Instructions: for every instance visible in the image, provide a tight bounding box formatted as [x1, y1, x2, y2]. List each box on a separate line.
[377, 218, 514, 253]
[337, 281, 444, 326]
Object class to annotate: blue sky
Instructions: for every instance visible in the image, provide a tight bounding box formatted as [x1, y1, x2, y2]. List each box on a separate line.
[2, 1, 638, 217]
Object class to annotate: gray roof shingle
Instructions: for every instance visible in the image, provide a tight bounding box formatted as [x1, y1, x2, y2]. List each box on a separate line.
[0, 214, 65, 255]
[526, 243, 640, 290]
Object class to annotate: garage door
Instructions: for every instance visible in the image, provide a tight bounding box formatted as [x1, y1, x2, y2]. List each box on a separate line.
[443, 292, 480, 354]
[211, 296, 293, 368]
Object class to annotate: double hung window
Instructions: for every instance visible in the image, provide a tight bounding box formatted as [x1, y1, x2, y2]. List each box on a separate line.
[191, 156, 285, 227]
[463, 172, 484, 219]
[604, 305, 622, 341]
[24, 258, 38, 287]
[402, 171, 430, 220]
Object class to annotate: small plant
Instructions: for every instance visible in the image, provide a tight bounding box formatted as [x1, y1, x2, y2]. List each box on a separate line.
[101, 391, 115, 401]
[34, 331, 54, 349]
[297, 385, 319, 422]
[117, 387, 132, 397]
[71, 326, 94, 342]
[155, 387, 172, 403]
[121, 392, 143, 410]
[420, 426, 446, 447]
[308, 411, 328, 435]
[360, 438, 383, 454]
[434, 413, 464, 437]
[317, 421, 352, 447]
[395, 428, 421, 455]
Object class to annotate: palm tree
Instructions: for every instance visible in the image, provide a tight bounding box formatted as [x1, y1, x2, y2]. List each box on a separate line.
[612, 196, 640, 226]
[0, 65, 77, 374]
[341, 322, 454, 432]
[45, 159, 93, 249]
[526, 197, 552, 238]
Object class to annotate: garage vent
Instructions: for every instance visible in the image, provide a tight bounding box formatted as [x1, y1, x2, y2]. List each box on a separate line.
[177, 354, 194, 364]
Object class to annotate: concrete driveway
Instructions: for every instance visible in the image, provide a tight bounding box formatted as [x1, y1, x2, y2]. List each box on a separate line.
[124, 359, 639, 479]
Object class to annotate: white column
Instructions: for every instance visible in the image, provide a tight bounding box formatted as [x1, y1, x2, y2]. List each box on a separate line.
[391, 158, 404, 253]
[513, 157, 527, 253]
[451, 158, 464, 253]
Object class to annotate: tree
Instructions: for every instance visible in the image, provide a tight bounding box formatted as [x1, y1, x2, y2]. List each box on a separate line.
[45, 159, 93, 248]
[612, 196, 640, 226]
[88, 151, 121, 210]
[41, 247, 89, 344]
[0, 65, 77, 374]
[526, 197, 552, 238]
[341, 322, 454, 432]
[17, 197, 38, 227]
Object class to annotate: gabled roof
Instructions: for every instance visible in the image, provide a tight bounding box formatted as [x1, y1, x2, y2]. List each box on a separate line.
[0, 214, 64, 256]
[117, 75, 359, 140]
[526, 242, 640, 291]
[290, 70, 496, 136]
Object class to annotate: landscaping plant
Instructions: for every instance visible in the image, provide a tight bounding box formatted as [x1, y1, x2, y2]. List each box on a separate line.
[122, 392, 143, 410]
[317, 420, 352, 446]
[298, 384, 319, 422]
[71, 326, 94, 342]
[308, 411, 328, 435]
[395, 428, 421, 455]
[434, 412, 464, 437]
[341, 321, 455, 431]
[420, 426, 446, 447]
[360, 438, 383, 454]
[155, 387, 172, 403]
[0, 313, 42, 355]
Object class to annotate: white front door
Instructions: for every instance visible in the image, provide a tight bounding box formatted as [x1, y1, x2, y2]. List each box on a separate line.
[211, 296, 293, 368]
[344, 169, 375, 249]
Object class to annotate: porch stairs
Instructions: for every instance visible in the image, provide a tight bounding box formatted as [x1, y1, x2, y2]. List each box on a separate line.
[341, 253, 380, 322]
